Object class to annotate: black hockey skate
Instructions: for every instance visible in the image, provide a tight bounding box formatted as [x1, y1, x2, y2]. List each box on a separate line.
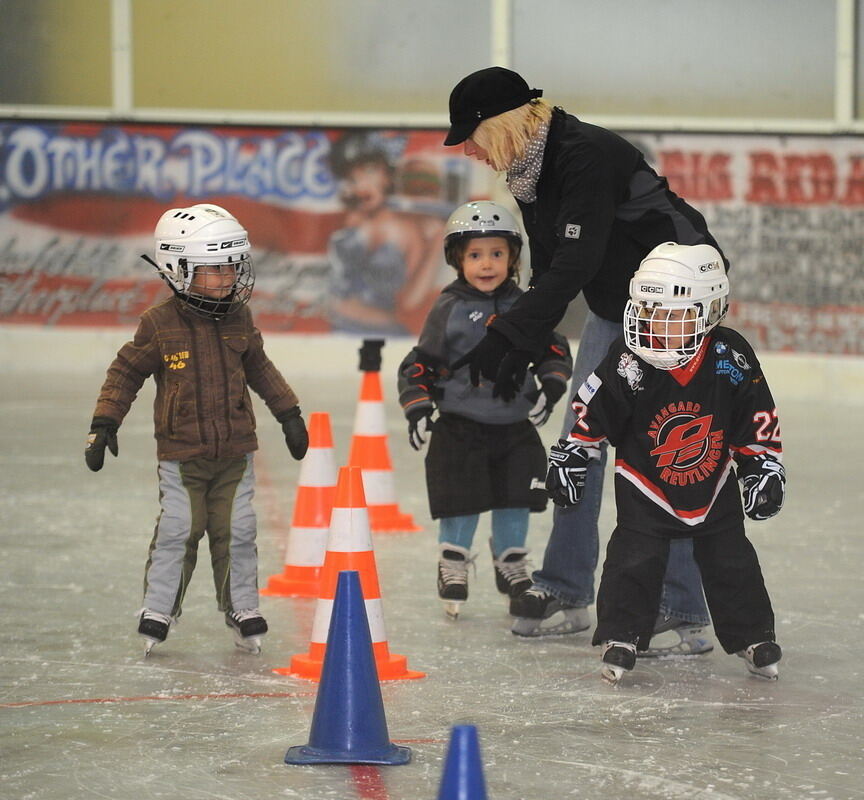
[737, 641, 782, 680]
[225, 609, 268, 654]
[438, 544, 473, 619]
[600, 641, 637, 685]
[138, 609, 174, 656]
[510, 586, 590, 637]
[489, 539, 532, 604]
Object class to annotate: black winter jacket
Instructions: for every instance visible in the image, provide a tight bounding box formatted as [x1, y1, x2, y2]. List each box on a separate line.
[491, 107, 727, 352]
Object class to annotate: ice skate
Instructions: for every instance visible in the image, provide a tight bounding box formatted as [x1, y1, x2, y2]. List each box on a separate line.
[489, 539, 533, 603]
[438, 544, 473, 619]
[639, 614, 714, 658]
[510, 586, 590, 636]
[600, 641, 637, 685]
[138, 609, 174, 656]
[737, 641, 782, 680]
[225, 608, 268, 654]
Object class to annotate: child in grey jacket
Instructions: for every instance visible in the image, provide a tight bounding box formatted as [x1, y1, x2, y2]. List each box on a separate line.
[398, 201, 571, 620]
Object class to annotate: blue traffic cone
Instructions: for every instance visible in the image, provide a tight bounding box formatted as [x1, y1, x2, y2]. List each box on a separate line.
[284, 570, 411, 765]
[437, 725, 487, 799]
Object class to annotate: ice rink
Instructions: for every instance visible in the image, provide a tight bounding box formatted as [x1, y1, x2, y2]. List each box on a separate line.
[1, 327, 863, 800]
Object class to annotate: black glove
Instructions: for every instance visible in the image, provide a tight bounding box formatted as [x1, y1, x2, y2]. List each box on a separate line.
[451, 328, 511, 387]
[492, 348, 532, 401]
[85, 416, 119, 472]
[278, 407, 309, 460]
[406, 407, 433, 451]
[740, 455, 785, 520]
[451, 329, 532, 403]
[529, 379, 568, 427]
[358, 339, 385, 372]
[545, 438, 590, 507]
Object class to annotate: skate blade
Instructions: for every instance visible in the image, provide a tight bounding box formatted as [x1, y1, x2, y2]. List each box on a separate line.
[510, 609, 590, 638]
[600, 664, 625, 685]
[739, 656, 779, 680]
[640, 626, 713, 658]
[232, 632, 263, 654]
[141, 636, 162, 657]
[442, 600, 464, 620]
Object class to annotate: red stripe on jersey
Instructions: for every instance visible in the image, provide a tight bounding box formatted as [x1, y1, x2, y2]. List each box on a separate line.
[615, 457, 734, 526]
[669, 337, 710, 387]
[731, 444, 782, 458]
[567, 433, 606, 445]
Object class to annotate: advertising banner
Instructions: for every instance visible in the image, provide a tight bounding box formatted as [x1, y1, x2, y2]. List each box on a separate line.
[636, 132, 864, 355]
[1, 121, 862, 353]
[0, 122, 479, 335]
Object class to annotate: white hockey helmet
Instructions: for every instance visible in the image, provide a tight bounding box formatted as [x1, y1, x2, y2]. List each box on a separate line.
[151, 203, 254, 319]
[624, 242, 729, 370]
[443, 200, 522, 271]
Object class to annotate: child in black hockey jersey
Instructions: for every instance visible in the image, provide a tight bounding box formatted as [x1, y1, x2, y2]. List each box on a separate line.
[546, 242, 785, 683]
[397, 201, 572, 619]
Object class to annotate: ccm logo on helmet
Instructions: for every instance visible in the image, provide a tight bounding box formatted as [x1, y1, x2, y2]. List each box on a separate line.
[640, 285, 664, 294]
[699, 261, 720, 272]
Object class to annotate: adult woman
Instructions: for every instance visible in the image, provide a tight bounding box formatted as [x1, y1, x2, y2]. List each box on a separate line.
[445, 66, 725, 654]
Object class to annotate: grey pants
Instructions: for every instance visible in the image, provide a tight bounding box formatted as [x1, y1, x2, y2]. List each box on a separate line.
[143, 455, 259, 617]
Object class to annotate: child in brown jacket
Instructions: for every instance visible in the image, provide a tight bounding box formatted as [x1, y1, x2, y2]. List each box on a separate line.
[85, 203, 308, 655]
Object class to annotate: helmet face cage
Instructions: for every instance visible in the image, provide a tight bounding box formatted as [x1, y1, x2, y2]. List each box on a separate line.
[443, 201, 523, 276]
[181, 255, 255, 320]
[624, 299, 710, 370]
[624, 243, 728, 370]
[152, 204, 255, 320]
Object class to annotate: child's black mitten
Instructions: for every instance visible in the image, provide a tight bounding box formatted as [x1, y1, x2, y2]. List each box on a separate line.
[278, 407, 309, 461]
[85, 416, 119, 472]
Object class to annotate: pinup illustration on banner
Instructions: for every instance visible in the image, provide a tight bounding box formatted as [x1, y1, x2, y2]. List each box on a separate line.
[326, 130, 452, 336]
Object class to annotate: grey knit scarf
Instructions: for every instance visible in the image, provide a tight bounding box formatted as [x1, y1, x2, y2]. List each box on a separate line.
[505, 121, 549, 203]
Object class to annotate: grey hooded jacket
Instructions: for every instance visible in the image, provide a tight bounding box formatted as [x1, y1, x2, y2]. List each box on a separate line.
[398, 278, 571, 425]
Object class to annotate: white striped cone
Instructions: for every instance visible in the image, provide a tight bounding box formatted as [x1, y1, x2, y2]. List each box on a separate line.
[274, 465, 424, 681]
[261, 412, 337, 598]
[348, 370, 421, 533]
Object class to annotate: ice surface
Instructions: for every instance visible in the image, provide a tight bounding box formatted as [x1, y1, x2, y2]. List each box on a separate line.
[1, 329, 862, 800]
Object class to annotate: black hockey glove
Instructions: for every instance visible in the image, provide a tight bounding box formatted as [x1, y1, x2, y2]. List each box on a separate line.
[278, 407, 309, 461]
[406, 406, 433, 451]
[529, 379, 568, 427]
[740, 455, 786, 520]
[545, 438, 590, 507]
[85, 416, 119, 472]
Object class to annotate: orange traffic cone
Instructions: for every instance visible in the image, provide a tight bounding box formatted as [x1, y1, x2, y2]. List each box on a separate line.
[262, 412, 337, 598]
[349, 341, 421, 533]
[274, 465, 425, 682]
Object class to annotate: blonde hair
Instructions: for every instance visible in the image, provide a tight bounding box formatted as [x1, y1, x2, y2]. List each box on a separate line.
[472, 99, 553, 172]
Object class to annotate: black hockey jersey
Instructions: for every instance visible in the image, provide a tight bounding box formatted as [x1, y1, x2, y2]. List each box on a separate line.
[568, 327, 782, 537]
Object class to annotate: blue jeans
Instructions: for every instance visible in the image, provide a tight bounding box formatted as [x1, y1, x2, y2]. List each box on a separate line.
[439, 508, 530, 555]
[531, 311, 710, 625]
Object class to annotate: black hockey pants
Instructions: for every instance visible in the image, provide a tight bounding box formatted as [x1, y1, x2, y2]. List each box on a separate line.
[593, 523, 776, 654]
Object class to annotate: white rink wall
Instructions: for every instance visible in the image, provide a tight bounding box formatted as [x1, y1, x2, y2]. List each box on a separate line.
[3, 325, 864, 406]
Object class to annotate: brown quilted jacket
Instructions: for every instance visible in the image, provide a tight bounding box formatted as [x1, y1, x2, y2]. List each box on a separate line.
[92, 296, 299, 461]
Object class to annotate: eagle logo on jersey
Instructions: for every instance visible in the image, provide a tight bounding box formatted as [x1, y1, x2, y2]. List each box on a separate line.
[647, 401, 724, 485]
[616, 353, 643, 391]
